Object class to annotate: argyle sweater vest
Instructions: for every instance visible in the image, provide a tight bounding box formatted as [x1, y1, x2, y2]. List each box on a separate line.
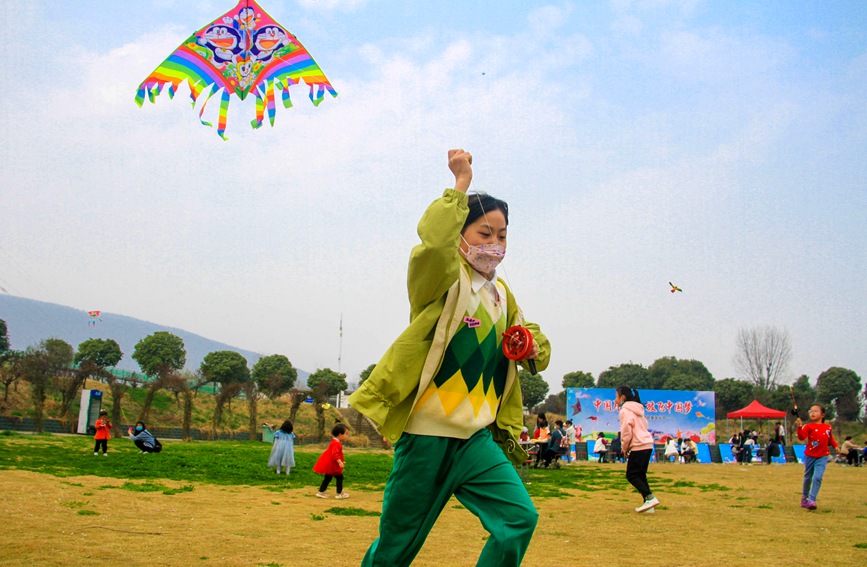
[404, 280, 509, 439]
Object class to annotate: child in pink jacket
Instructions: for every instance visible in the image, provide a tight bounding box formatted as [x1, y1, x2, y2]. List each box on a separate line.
[616, 386, 659, 513]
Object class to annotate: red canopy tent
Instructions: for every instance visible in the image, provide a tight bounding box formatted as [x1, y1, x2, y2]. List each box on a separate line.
[727, 400, 788, 435]
[727, 400, 787, 419]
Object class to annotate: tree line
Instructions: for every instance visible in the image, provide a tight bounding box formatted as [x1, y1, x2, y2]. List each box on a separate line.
[0, 319, 348, 440]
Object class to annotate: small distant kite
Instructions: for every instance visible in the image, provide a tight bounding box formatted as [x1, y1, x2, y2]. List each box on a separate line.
[587, 416, 598, 422]
[87, 310, 102, 327]
[695, 412, 705, 418]
[669, 282, 683, 293]
[135, 0, 337, 139]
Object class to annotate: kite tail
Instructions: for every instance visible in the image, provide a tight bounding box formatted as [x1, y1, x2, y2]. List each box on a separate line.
[217, 89, 231, 140]
[266, 81, 277, 127]
[276, 78, 294, 109]
[196, 84, 217, 128]
[251, 86, 265, 129]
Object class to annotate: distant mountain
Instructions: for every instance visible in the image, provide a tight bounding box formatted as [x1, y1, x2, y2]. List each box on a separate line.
[0, 295, 309, 386]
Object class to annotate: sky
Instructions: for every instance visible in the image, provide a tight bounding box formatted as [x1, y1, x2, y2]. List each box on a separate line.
[1, 0, 865, 392]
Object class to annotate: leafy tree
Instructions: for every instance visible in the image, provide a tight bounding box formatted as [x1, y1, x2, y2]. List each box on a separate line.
[662, 373, 714, 391]
[132, 332, 186, 377]
[816, 367, 862, 422]
[358, 363, 377, 387]
[520, 370, 548, 411]
[307, 368, 348, 398]
[733, 325, 792, 390]
[201, 351, 251, 433]
[596, 363, 651, 389]
[713, 378, 754, 416]
[540, 391, 566, 414]
[0, 350, 24, 402]
[0, 319, 9, 352]
[132, 332, 186, 421]
[251, 354, 296, 399]
[562, 371, 594, 389]
[648, 356, 714, 390]
[21, 339, 72, 433]
[74, 338, 123, 369]
[58, 338, 124, 421]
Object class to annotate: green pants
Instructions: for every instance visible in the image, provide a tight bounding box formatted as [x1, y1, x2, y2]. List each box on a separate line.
[362, 428, 538, 567]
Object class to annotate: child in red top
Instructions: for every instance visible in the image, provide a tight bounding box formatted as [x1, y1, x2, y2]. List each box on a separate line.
[93, 409, 112, 456]
[796, 405, 838, 510]
[314, 423, 349, 499]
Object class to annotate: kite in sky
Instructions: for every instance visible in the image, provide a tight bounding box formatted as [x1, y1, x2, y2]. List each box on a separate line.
[135, 0, 337, 139]
[87, 310, 102, 327]
[669, 282, 683, 293]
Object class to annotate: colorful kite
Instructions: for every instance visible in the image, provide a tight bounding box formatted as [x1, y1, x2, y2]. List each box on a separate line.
[87, 310, 102, 327]
[669, 282, 683, 293]
[135, 0, 337, 139]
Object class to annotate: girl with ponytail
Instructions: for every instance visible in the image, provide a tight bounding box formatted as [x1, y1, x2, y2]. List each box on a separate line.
[615, 386, 659, 513]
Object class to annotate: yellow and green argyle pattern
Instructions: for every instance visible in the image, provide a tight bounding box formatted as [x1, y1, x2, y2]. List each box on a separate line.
[408, 295, 509, 437]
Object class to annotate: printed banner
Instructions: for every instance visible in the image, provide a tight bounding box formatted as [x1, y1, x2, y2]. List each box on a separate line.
[566, 388, 716, 443]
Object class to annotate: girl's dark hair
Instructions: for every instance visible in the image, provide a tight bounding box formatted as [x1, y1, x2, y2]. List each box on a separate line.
[538, 419, 548, 428]
[332, 423, 347, 437]
[616, 386, 642, 404]
[136, 421, 146, 429]
[463, 193, 509, 232]
[537, 413, 547, 422]
[280, 420, 294, 434]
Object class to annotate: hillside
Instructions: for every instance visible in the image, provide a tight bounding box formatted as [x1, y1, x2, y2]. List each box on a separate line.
[0, 294, 309, 384]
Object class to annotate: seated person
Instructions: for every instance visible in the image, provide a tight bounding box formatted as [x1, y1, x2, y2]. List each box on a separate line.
[664, 438, 680, 462]
[593, 432, 608, 463]
[532, 421, 550, 467]
[840, 436, 863, 467]
[542, 420, 568, 467]
[681, 438, 698, 463]
[520, 426, 530, 442]
[765, 439, 781, 464]
[128, 421, 162, 453]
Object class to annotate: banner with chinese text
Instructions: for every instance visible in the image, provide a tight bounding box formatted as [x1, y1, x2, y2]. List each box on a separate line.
[565, 388, 716, 443]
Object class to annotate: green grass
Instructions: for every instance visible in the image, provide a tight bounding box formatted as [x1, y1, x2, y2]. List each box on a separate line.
[0, 433, 393, 491]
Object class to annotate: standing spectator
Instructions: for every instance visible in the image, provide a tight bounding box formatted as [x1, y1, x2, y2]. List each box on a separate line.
[774, 422, 786, 445]
[265, 420, 297, 475]
[593, 432, 608, 463]
[609, 432, 623, 463]
[314, 423, 349, 499]
[93, 409, 112, 457]
[563, 420, 576, 463]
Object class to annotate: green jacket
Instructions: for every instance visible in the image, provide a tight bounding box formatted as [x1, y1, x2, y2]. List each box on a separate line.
[348, 189, 551, 465]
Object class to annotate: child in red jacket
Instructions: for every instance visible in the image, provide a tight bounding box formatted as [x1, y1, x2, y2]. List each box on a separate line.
[93, 409, 112, 456]
[796, 405, 838, 510]
[314, 423, 349, 499]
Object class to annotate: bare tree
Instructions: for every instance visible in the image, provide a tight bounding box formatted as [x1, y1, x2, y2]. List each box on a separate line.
[733, 326, 792, 390]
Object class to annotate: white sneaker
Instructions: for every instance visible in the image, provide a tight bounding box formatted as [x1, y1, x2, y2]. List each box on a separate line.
[103, 453, 108, 457]
[335, 492, 350, 499]
[635, 497, 659, 513]
[94, 452, 98, 456]
[315, 492, 329, 499]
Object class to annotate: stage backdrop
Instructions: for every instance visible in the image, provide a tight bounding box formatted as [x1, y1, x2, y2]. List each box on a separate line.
[566, 388, 716, 443]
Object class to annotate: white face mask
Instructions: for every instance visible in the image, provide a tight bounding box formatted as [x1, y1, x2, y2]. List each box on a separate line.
[460, 238, 505, 276]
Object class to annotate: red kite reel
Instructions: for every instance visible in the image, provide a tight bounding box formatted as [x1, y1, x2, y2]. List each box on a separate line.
[502, 325, 537, 375]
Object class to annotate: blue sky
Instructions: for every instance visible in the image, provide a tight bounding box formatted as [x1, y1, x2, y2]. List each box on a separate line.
[1, 0, 865, 391]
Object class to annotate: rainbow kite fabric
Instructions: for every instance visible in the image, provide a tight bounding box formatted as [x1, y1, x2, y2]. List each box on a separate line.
[135, 0, 337, 139]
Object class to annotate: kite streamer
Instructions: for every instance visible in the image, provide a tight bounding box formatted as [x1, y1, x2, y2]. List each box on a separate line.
[135, 0, 336, 139]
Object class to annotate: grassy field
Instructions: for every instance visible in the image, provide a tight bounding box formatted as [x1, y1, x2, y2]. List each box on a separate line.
[1, 432, 866, 567]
